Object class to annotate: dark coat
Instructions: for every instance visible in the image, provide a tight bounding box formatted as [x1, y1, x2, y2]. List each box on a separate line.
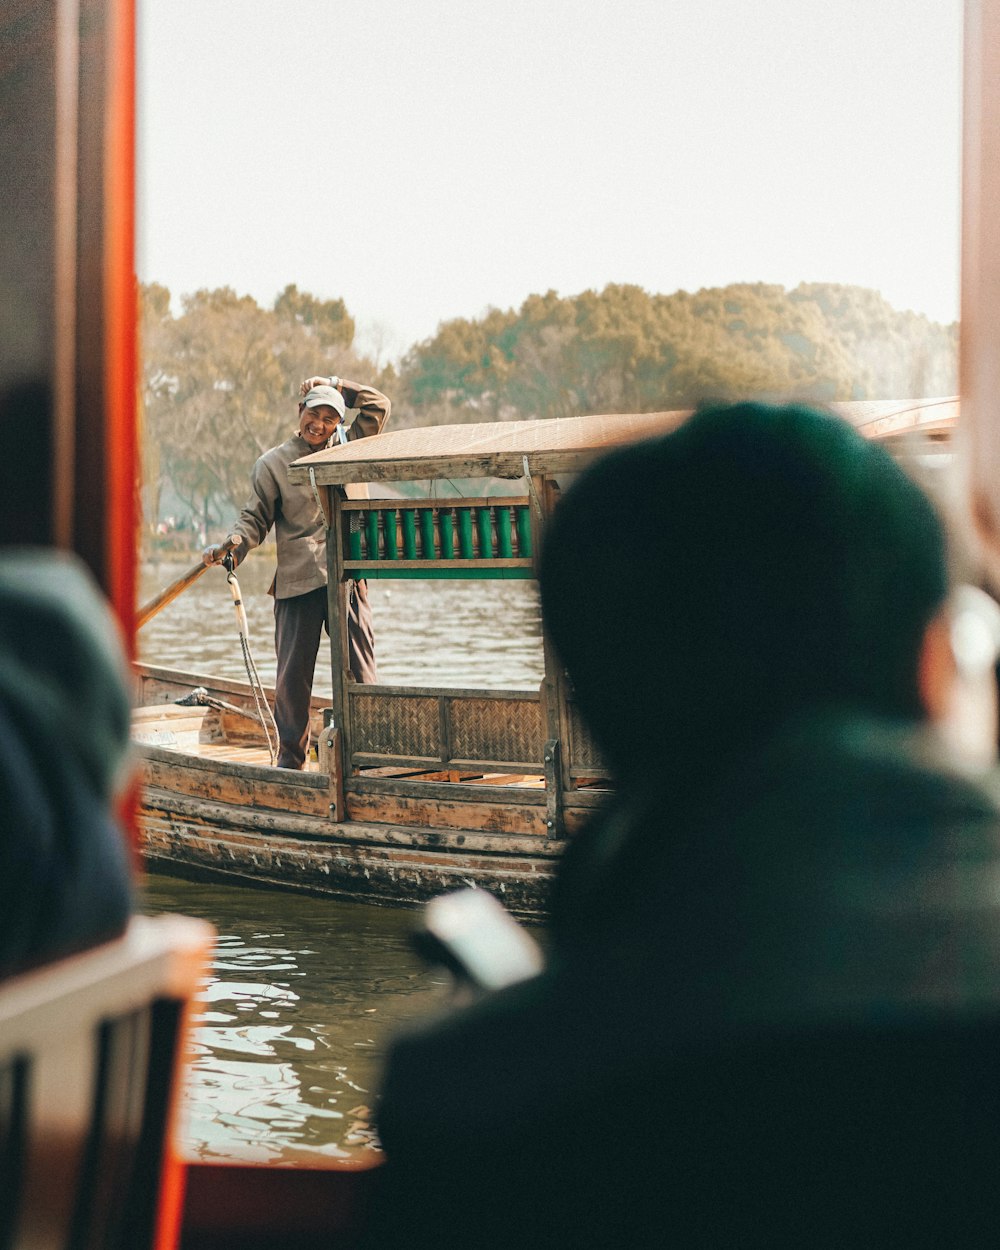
[370, 716, 1000, 1248]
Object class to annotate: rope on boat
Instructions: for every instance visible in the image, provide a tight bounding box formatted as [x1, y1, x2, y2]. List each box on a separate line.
[522, 455, 543, 519]
[175, 687, 265, 723]
[223, 554, 280, 764]
[308, 467, 331, 528]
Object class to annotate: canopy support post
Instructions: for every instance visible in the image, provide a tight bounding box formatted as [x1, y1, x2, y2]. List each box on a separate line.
[325, 485, 351, 811]
[544, 739, 563, 837]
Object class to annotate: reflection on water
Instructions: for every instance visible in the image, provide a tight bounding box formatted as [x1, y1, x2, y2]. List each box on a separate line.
[142, 872, 450, 1163]
[138, 555, 545, 691]
[137, 558, 545, 1162]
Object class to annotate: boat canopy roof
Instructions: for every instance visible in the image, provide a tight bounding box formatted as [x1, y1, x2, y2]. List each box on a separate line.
[288, 410, 688, 486]
[837, 396, 958, 443]
[287, 397, 959, 488]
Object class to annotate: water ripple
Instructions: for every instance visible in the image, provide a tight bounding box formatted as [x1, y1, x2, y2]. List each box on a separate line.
[139, 559, 544, 691]
[142, 874, 449, 1162]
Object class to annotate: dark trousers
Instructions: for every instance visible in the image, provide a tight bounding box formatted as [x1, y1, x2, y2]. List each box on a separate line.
[273, 581, 376, 769]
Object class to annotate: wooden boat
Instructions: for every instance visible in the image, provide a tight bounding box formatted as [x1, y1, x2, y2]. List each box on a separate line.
[132, 397, 958, 918]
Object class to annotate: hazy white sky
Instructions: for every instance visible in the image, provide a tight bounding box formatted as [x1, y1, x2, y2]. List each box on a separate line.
[137, 0, 963, 360]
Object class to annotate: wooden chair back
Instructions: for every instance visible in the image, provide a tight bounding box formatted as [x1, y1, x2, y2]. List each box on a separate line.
[0, 914, 214, 1250]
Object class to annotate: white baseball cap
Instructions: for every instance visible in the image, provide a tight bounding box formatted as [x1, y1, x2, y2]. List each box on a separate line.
[301, 384, 346, 419]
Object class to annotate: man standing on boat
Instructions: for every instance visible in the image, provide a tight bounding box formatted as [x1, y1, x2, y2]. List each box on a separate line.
[203, 374, 390, 769]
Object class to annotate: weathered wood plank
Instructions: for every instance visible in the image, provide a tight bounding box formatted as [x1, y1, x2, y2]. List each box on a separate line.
[544, 738, 563, 837]
[131, 717, 212, 737]
[346, 775, 546, 805]
[354, 766, 474, 780]
[131, 701, 222, 749]
[139, 749, 331, 817]
[140, 786, 565, 857]
[562, 805, 608, 836]
[351, 752, 542, 773]
[342, 496, 531, 511]
[562, 788, 611, 809]
[348, 683, 538, 701]
[461, 773, 544, 788]
[134, 663, 326, 716]
[131, 724, 214, 747]
[447, 756, 545, 774]
[321, 724, 346, 822]
[218, 713, 271, 745]
[140, 810, 556, 917]
[131, 703, 212, 722]
[345, 789, 550, 836]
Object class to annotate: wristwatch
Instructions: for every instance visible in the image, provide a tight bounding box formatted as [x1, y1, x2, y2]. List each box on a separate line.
[328, 375, 340, 389]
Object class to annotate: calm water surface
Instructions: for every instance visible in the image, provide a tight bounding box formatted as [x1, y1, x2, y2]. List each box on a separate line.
[137, 555, 546, 1161]
[140, 872, 450, 1163]
[139, 553, 546, 692]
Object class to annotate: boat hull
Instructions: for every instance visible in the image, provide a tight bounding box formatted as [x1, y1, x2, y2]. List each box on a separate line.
[138, 783, 559, 917]
[133, 666, 565, 918]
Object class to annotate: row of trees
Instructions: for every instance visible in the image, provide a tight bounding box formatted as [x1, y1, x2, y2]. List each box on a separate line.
[141, 280, 957, 536]
[402, 282, 957, 424]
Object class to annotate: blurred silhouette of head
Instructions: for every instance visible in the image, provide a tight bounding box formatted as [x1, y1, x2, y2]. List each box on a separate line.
[0, 548, 133, 798]
[539, 402, 948, 794]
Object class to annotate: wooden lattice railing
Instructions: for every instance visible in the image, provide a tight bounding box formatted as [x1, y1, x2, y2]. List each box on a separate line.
[347, 685, 545, 772]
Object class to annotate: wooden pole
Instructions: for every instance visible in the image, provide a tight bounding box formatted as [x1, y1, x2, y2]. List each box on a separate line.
[136, 534, 241, 630]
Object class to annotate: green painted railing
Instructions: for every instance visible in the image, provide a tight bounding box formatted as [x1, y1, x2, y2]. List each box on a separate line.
[343, 498, 534, 579]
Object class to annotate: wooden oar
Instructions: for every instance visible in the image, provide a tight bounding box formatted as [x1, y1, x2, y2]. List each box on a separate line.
[136, 534, 242, 630]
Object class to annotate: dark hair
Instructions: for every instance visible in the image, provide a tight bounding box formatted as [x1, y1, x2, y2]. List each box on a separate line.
[539, 402, 948, 795]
